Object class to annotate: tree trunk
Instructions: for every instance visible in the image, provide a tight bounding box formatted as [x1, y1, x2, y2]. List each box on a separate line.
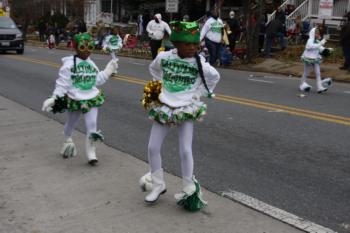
[243, 0, 265, 63]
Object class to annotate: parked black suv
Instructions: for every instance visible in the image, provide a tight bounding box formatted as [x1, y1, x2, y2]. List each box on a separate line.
[0, 16, 24, 54]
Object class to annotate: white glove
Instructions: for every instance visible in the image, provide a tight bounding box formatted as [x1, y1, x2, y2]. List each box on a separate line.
[320, 38, 327, 46]
[42, 96, 56, 112]
[103, 59, 118, 77]
[328, 47, 334, 52]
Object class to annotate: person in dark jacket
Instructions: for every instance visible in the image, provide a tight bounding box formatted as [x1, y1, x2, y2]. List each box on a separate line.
[227, 11, 239, 54]
[340, 13, 350, 71]
[259, 14, 268, 53]
[264, 19, 283, 57]
[275, 7, 286, 50]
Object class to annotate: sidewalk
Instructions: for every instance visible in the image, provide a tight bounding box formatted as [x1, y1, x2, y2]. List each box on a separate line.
[25, 39, 350, 83]
[0, 97, 305, 233]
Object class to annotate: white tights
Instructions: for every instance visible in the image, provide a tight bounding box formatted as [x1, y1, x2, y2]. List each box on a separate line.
[148, 121, 194, 178]
[301, 63, 323, 89]
[63, 107, 98, 138]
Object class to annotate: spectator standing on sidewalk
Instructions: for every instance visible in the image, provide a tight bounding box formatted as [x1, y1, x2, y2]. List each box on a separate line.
[41, 33, 118, 166]
[340, 13, 350, 71]
[227, 11, 240, 54]
[264, 19, 283, 57]
[146, 13, 172, 59]
[38, 19, 46, 42]
[275, 6, 287, 50]
[139, 21, 220, 211]
[200, 10, 224, 66]
[258, 14, 267, 53]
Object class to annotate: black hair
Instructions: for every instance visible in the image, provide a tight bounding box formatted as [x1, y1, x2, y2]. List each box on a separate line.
[73, 54, 78, 74]
[194, 53, 211, 95]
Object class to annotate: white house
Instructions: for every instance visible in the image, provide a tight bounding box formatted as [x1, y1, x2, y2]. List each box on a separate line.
[269, 0, 350, 29]
[84, 0, 126, 27]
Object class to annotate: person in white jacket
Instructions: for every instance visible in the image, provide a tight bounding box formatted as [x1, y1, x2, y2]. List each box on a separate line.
[42, 33, 118, 166]
[200, 11, 224, 65]
[146, 13, 171, 59]
[139, 21, 220, 211]
[300, 27, 333, 93]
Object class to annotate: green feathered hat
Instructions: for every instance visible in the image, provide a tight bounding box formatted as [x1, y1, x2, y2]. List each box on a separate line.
[73, 33, 95, 47]
[170, 21, 200, 43]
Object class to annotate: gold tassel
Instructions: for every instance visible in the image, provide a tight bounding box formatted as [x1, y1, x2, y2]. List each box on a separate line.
[141, 80, 162, 109]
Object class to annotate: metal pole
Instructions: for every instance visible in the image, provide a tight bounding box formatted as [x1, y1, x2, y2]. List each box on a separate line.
[111, 0, 113, 14]
[206, 0, 210, 11]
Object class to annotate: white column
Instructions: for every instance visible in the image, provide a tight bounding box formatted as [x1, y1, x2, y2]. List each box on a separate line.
[308, 0, 312, 17]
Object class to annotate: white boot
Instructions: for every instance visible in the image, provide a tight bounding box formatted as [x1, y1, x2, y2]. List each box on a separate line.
[174, 176, 207, 212]
[174, 176, 196, 201]
[316, 76, 328, 93]
[85, 136, 98, 166]
[60, 137, 77, 158]
[299, 82, 312, 92]
[145, 169, 166, 203]
[321, 78, 333, 88]
[139, 172, 153, 192]
[317, 86, 328, 94]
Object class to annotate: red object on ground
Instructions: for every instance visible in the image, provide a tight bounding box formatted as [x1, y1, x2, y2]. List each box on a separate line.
[234, 47, 246, 58]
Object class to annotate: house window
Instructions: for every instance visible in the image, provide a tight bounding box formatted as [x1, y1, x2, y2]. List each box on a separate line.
[101, 0, 111, 12]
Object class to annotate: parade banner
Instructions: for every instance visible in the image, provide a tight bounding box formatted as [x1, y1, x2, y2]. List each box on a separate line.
[319, 0, 334, 19]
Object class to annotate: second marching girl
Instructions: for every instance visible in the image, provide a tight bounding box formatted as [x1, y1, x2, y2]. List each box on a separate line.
[140, 21, 220, 211]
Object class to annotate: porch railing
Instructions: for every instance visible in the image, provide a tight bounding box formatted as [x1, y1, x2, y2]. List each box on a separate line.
[267, 0, 306, 24]
[285, 0, 310, 29]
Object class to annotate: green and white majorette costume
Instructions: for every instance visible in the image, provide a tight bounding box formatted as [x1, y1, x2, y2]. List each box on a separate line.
[140, 21, 220, 211]
[148, 48, 219, 124]
[42, 33, 118, 165]
[300, 27, 333, 93]
[53, 55, 108, 112]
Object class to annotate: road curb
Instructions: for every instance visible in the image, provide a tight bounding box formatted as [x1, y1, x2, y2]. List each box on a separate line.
[222, 190, 337, 233]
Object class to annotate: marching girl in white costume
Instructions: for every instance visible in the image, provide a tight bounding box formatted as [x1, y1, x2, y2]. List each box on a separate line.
[140, 21, 220, 211]
[42, 33, 118, 166]
[300, 27, 333, 93]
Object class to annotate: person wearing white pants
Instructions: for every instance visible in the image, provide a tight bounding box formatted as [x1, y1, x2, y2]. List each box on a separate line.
[300, 27, 333, 93]
[139, 21, 220, 211]
[42, 33, 118, 166]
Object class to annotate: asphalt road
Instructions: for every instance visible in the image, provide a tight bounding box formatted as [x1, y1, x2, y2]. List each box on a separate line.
[0, 46, 349, 233]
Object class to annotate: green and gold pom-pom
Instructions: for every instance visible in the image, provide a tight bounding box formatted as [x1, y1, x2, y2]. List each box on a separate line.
[141, 80, 162, 109]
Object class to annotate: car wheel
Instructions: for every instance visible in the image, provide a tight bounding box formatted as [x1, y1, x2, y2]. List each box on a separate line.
[16, 49, 24, 54]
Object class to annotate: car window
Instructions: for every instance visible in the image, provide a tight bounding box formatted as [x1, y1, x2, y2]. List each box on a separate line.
[0, 17, 17, 29]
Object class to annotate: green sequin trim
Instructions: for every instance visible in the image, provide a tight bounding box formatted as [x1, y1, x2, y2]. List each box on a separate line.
[301, 57, 322, 65]
[67, 92, 105, 114]
[148, 104, 206, 125]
